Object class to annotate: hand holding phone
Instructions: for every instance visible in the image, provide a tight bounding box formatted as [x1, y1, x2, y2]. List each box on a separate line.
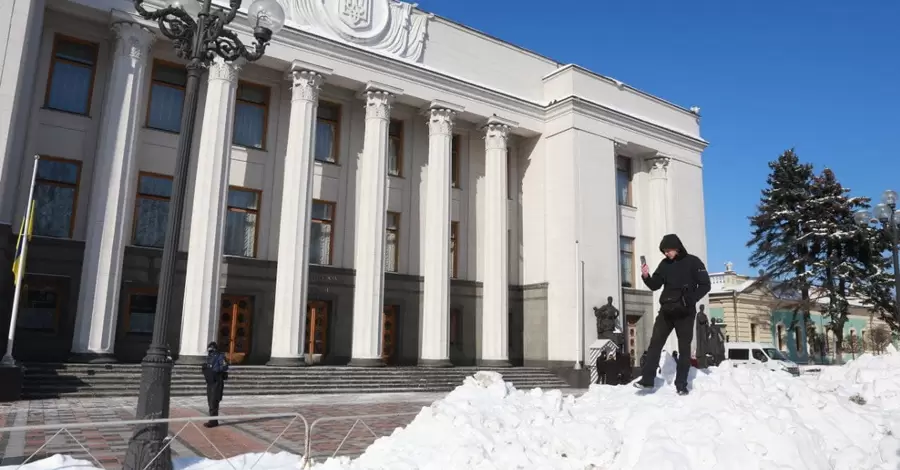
[640, 255, 650, 278]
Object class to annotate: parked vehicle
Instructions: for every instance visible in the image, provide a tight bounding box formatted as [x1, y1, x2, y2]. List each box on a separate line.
[724, 342, 801, 376]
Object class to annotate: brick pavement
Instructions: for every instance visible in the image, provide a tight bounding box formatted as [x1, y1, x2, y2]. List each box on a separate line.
[0, 394, 439, 469]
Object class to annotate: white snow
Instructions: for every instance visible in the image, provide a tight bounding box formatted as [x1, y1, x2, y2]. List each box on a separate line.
[7, 352, 900, 470]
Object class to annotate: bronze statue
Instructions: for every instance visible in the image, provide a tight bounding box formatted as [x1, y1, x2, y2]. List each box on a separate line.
[594, 296, 619, 340]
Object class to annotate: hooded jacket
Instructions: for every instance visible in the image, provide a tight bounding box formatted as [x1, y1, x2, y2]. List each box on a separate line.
[643, 234, 711, 313]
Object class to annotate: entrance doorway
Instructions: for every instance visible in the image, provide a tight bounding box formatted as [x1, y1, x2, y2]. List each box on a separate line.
[306, 300, 330, 361]
[219, 295, 253, 364]
[627, 315, 640, 368]
[382, 305, 398, 364]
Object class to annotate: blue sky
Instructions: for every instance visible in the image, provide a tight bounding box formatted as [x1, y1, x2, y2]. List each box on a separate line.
[414, 0, 900, 276]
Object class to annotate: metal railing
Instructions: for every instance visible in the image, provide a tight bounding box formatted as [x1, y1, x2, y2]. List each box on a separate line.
[0, 410, 419, 470]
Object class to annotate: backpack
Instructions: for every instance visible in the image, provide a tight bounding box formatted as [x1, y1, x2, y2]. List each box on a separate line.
[205, 352, 229, 374]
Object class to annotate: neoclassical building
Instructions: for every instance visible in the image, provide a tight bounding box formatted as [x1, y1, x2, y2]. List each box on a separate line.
[0, 0, 709, 372]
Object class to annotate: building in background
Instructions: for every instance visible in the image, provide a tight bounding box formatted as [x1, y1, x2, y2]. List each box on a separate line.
[708, 263, 892, 364]
[0, 0, 708, 375]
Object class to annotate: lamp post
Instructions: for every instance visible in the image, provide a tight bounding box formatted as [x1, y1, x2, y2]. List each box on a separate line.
[854, 189, 900, 325]
[123, 0, 284, 468]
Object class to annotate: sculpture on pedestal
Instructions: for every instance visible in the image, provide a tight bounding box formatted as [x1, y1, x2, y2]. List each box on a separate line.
[594, 296, 619, 340]
[591, 296, 632, 385]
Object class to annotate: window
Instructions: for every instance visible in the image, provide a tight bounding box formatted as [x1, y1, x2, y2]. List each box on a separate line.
[132, 173, 173, 248]
[727, 348, 749, 360]
[776, 324, 785, 350]
[450, 221, 459, 278]
[794, 326, 803, 352]
[18, 277, 63, 332]
[750, 324, 757, 342]
[451, 135, 460, 188]
[126, 289, 157, 334]
[146, 61, 187, 132]
[619, 237, 634, 287]
[315, 102, 340, 163]
[388, 120, 403, 177]
[224, 187, 261, 257]
[450, 308, 462, 347]
[233, 81, 269, 149]
[44, 35, 98, 115]
[616, 156, 632, 206]
[385, 211, 400, 272]
[33, 157, 81, 238]
[310, 200, 335, 265]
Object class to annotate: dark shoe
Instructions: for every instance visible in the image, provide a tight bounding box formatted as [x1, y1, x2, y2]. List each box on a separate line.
[203, 421, 219, 428]
[676, 387, 689, 396]
[633, 381, 654, 390]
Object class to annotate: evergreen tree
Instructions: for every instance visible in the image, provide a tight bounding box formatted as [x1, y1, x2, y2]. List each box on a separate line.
[747, 149, 817, 341]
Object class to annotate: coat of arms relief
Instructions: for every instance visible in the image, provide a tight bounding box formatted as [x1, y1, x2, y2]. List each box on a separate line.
[275, 0, 431, 62]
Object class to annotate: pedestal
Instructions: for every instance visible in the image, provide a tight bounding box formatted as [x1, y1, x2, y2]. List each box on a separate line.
[587, 339, 618, 385]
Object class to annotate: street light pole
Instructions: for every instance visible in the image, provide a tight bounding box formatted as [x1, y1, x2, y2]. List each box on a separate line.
[123, 0, 283, 469]
[854, 189, 900, 326]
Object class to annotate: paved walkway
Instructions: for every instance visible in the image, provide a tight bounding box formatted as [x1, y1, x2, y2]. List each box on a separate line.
[0, 392, 449, 468]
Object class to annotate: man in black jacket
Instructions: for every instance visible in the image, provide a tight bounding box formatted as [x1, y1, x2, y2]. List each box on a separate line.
[633, 234, 711, 395]
[201, 342, 229, 427]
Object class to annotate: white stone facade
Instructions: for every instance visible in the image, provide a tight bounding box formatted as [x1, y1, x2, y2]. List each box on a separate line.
[0, 0, 708, 368]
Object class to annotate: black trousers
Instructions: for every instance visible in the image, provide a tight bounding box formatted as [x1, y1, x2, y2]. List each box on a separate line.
[206, 378, 225, 422]
[640, 311, 696, 389]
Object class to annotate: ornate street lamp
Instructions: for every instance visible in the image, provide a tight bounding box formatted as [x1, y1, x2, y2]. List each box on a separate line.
[124, 0, 284, 468]
[854, 189, 900, 324]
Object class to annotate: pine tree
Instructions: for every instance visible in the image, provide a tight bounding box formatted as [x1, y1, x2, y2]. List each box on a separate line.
[747, 149, 817, 341]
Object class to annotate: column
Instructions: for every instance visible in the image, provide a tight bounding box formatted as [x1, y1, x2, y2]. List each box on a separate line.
[176, 57, 243, 363]
[268, 60, 331, 366]
[645, 155, 676, 352]
[349, 83, 399, 367]
[479, 117, 514, 366]
[419, 103, 459, 367]
[70, 22, 155, 362]
[0, 0, 45, 224]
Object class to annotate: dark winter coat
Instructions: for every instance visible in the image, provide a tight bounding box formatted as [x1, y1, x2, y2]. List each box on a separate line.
[202, 350, 229, 383]
[643, 234, 711, 315]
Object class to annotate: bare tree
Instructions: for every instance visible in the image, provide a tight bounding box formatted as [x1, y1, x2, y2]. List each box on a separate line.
[869, 325, 892, 354]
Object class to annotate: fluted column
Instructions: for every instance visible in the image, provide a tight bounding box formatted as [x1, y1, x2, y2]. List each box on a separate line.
[71, 22, 155, 362]
[480, 118, 513, 366]
[646, 156, 676, 351]
[268, 61, 331, 366]
[419, 103, 460, 367]
[349, 83, 399, 367]
[176, 57, 243, 363]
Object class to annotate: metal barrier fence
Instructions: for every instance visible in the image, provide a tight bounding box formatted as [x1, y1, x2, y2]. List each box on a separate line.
[0, 410, 420, 470]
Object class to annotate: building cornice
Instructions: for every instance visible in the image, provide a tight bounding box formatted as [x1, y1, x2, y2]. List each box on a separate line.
[546, 96, 709, 154]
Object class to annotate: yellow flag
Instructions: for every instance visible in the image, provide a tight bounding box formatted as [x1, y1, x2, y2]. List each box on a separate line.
[11, 201, 35, 285]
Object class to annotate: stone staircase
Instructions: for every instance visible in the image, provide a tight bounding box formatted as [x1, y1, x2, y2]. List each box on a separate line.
[21, 363, 574, 400]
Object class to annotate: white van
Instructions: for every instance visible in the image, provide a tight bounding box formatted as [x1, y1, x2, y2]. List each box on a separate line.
[724, 342, 800, 377]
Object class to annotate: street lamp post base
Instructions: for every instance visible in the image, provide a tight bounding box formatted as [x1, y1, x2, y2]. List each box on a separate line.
[124, 347, 174, 470]
[0, 363, 24, 402]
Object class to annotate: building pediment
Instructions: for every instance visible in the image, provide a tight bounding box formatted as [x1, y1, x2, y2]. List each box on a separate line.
[280, 0, 431, 62]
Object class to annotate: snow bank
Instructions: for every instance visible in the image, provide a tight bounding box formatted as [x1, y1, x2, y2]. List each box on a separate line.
[7, 352, 900, 470]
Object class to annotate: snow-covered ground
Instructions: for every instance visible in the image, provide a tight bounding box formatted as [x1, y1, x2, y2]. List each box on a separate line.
[6, 351, 900, 469]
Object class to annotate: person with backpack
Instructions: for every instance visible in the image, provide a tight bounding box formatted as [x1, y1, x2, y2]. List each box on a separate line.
[633, 234, 710, 395]
[201, 342, 229, 427]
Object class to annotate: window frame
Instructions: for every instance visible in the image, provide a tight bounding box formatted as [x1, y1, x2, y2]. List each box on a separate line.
[315, 101, 342, 164]
[616, 155, 633, 207]
[18, 275, 65, 334]
[310, 199, 336, 266]
[385, 211, 400, 273]
[450, 221, 459, 279]
[224, 185, 262, 258]
[387, 119, 404, 177]
[232, 80, 271, 150]
[144, 59, 188, 133]
[34, 156, 83, 239]
[131, 171, 173, 247]
[43, 34, 99, 116]
[619, 236, 635, 288]
[123, 286, 159, 335]
[451, 135, 461, 189]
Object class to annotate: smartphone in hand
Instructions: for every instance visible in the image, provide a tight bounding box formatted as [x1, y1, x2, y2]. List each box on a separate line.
[640, 255, 647, 266]
[639, 255, 649, 278]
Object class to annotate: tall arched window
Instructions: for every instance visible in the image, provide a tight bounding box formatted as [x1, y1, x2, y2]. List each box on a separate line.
[776, 324, 785, 350]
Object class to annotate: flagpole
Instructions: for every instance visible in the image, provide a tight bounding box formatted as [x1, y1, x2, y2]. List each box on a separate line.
[2, 155, 40, 366]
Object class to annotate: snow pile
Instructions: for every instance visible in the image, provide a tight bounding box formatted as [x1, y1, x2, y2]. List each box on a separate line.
[7, 353, 900, 470]
[804, 350, 900, 409]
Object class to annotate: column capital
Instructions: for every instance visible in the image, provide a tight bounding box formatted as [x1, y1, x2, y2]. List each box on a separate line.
[285, 60, 332, 102]
[208, 56, 246, 83]
[646, 155, 671, 179]
[110, 21, 155, 61]
[358, 82, 402, 121]
[482, 116, 516, 151]
[422, 100, 464, 136]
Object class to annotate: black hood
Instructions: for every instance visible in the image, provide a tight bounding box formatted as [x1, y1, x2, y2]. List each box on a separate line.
[659, 234, 688, 257]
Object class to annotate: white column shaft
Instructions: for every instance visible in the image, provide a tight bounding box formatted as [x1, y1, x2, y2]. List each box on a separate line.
[178, 57, 241, 358]
[481, 123, 511, 362]
[71, 22, 155, 356]
[269, 68, 325, 361]
[419, 108, 455, 363]
[350, 90, 393, 363]
[647, 157, 676, 351]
